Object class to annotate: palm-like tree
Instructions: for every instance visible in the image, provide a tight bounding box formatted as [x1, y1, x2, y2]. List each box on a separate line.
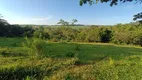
[57, 19, 69, 26]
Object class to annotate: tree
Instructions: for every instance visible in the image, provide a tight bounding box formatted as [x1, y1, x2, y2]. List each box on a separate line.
[100, 29, 112, 43]
[57, 19, 64, 25]
[72, 19, 78, 26]
[79, 0, 142, 21]
[33, 26, 49, 39]
[23, 26, 34, 37]
[133, 12, 142, 23]
[0, 14, 9, 25]
[57, 19, 69, 26]
[0, 14, 10, 37]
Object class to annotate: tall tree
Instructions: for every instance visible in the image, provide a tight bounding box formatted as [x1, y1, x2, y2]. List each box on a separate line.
[133, 12, 142, 21]
[57, 19, 65, 25]
[0, 14, 10, 37]
[57, 19, 69, 26]
[72, 19, 78, 25]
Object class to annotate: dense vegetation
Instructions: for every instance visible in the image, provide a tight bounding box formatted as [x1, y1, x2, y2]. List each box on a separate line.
[0, 38, 142, 80]
[1, 21, 142, 46]
[1, 16, 142, 79]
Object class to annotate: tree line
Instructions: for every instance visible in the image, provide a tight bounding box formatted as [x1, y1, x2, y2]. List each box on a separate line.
[1, 16, 142, 46]
[1, 22, 142, 46]
[40, 23, 142, 46]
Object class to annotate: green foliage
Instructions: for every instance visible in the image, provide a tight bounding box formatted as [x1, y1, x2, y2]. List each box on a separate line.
[85, 27, 101, 42]
[0, 48, 27, 57]
[74, 44, 80, 52]
[100, 28, 112, 43]
[23, 26, 34, 37]
[0, 15, 33, 37]
[57, 19, 78, 26]
[1, 38, 142, 79]
[65, 45, 80, 58]
[0, 57, 77, 80]
[133, 32, 142, 46]
[57, 19, 69, 26]
[0, 21, 34, 37]
[72, 19, 78, 26]
[22, 37, 46, 57]
[79, 0, 142, 6]
[133, 12, 142, 21]
[65, 52, 76, 58]
[65, 73, 72, 80]
[35, 25, 142, 46]
[33, 26, 49, 39]
[1, 23, 142, 46]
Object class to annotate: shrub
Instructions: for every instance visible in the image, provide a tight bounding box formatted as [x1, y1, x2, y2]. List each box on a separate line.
[22, 37, 46, 57]
[65, 52, 75, 57]
[133, 33, 142, 46]
[65, 73, 72, 80]
[74, 44, 80, 52]
[100, 29, 112, 43]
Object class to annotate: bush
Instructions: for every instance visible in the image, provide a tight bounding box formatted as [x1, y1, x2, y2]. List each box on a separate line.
[133, 33, 142, 46]
[65, 52, 75, 57]
[74, 44, 80, 52]
[22, 37, 46, 57]
[100, 29, 112, 43]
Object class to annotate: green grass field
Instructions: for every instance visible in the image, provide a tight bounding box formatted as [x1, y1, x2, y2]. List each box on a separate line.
[0, 38, 142, 80]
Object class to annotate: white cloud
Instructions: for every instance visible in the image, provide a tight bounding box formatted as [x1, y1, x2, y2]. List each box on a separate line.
[24, 16, 53, 21]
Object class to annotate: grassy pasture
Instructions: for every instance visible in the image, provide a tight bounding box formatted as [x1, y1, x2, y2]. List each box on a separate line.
[0, 38, 142, 80]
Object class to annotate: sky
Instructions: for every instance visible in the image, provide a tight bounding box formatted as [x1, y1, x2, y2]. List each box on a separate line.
[0, 0, 142, 25]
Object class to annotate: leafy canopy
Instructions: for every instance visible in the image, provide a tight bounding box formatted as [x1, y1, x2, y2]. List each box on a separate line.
[57, 19, 78, 26]
[79, 0, 142, 6]
[57, 19, 69, 26]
